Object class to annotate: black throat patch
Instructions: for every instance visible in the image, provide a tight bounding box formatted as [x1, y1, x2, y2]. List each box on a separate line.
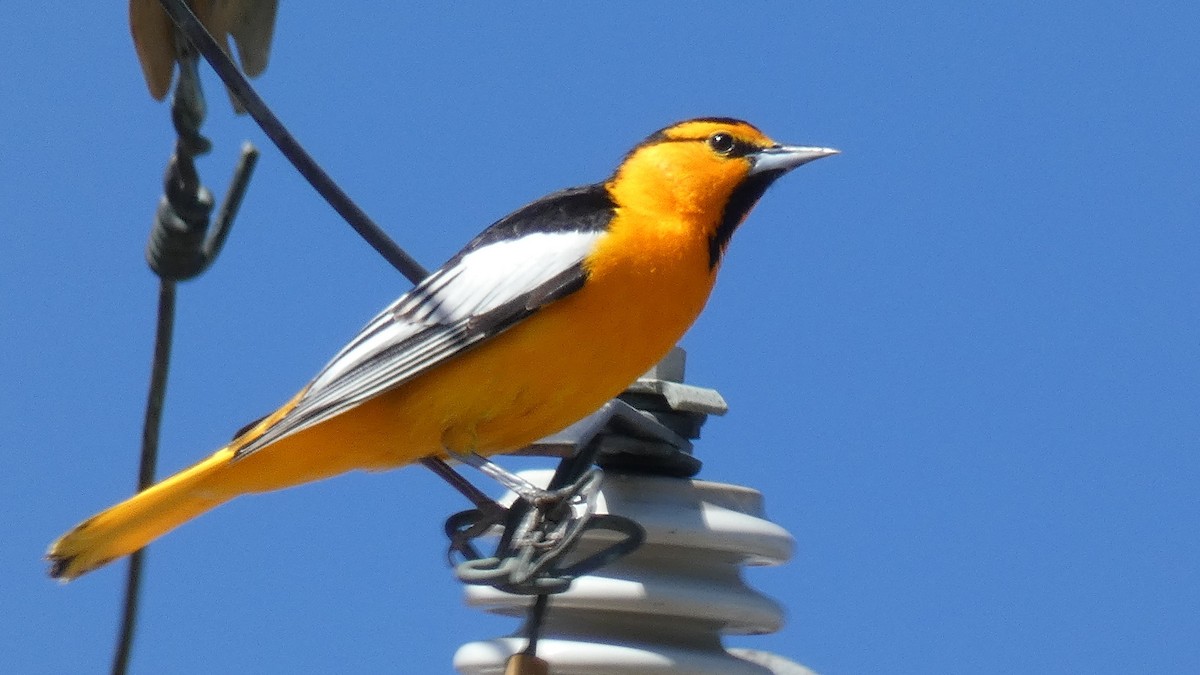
[709, 170, 784, 268]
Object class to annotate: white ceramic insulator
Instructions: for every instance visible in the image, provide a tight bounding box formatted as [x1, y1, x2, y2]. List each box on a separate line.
[454, 470, 814, 675]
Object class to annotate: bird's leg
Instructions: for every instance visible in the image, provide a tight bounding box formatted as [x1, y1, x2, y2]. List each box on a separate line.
[446, 449, 583, 507]
[418, 456, 506, 519]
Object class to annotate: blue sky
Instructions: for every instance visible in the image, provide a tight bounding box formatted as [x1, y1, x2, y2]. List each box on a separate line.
[4, 3, 1198, 673]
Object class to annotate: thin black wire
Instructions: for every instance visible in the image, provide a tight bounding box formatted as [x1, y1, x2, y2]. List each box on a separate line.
[108, 7, 501, 675]
[111, 280, 176, 675]
[523, 593, 549, 655]
[152, 0, 492, 504]
[155, 0, 429, 284]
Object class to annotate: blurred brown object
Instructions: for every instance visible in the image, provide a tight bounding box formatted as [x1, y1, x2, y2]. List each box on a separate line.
[130, 0, 278, 107]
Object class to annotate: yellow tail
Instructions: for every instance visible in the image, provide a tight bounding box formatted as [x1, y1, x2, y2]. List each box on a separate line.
[47, 447, 237, 581]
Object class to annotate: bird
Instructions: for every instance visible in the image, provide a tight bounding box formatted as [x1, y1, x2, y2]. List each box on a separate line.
[47, 118, 837, 580]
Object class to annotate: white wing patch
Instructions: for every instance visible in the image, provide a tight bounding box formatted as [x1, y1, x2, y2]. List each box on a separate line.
[234, 229, 603, 457]
[309, 230, 600, 389]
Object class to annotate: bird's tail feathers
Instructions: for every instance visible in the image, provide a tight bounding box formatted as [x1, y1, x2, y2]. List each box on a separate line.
[46, 447, 236, 581]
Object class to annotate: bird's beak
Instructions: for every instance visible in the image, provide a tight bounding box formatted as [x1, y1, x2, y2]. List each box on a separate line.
[749, 145, 840, 175]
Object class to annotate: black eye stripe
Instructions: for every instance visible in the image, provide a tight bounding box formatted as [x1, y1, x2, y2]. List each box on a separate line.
[644, 135, 760, 157]
[725, 137, 758, 158]
[621, 131, 764, 168]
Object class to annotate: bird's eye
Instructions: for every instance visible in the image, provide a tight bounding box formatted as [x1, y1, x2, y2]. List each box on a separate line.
[708, 132, 736, 156]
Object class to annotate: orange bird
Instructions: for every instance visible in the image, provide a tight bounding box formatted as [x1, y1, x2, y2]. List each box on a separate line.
[48, 118, 836, 580]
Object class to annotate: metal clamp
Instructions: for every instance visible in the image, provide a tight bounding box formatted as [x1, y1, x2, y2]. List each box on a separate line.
[145, 48, 257, 282]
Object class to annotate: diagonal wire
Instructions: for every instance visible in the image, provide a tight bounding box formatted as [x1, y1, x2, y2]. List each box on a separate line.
[150, 0, 491, 505]
[108, 9, 493, 674]
[155, 0, 429, 284]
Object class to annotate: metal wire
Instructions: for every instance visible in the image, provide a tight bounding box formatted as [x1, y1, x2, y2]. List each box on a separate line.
[155, 0, 429, 284]
[111, 280, 176, 675]
[154, 0, 480, 507]
[114, 24, 256, 675]
[115, 7, 585, 673]
[152, 2, 504, 502]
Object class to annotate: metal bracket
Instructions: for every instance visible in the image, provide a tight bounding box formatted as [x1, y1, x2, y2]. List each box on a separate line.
[145, 48, 257, 282]
[534, 397, 704, 478]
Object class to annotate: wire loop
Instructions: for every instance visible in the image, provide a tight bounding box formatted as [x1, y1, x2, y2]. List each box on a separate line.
[446, 441, 646, 596]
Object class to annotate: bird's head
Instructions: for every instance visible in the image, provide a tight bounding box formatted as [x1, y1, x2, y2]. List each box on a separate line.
[607, 118, 837, 266]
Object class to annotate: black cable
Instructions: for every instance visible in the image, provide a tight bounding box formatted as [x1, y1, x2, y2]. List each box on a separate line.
[111, 280, 177, 675]
[155, 0, 429, 284]
[109, 9, 503, 674]
[151, 0, 495, 512]
[523, 593, 549, 655]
